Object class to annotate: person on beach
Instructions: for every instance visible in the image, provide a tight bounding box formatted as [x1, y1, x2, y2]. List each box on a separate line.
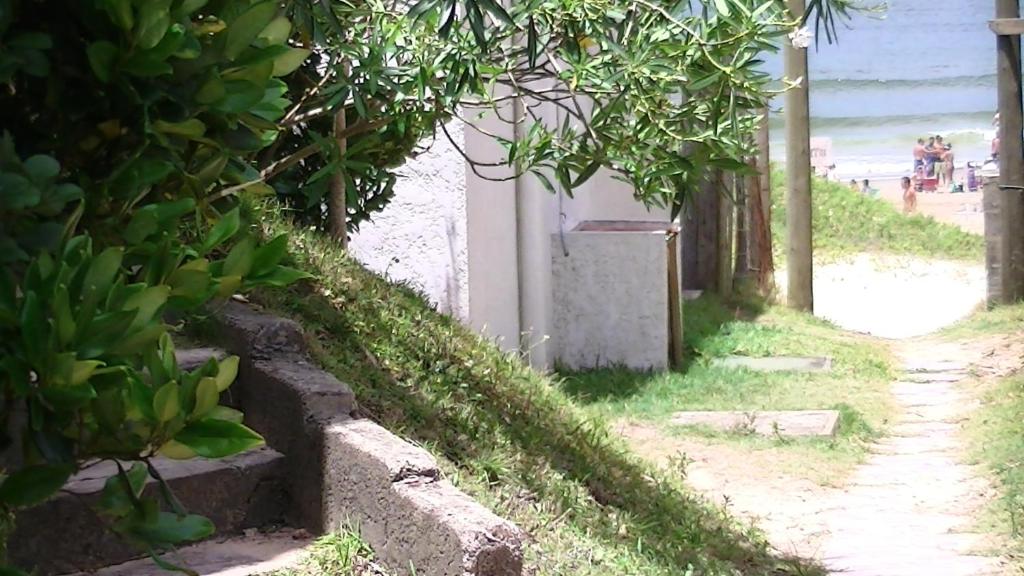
[849, 179, 859, 191]
[901, 175, 917, 214]
[942, 143, 955, 186]
[924, 136, 940, 177]
[913, 138, 926, 172]
[861, 179, 877, 197]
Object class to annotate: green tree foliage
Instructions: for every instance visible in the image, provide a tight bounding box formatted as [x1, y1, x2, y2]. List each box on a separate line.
[266, 0, 796, 229]
[0, 0, 310, 571]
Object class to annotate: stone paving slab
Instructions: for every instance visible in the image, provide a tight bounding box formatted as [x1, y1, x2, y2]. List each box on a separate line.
[710, 356, 833, 373]
[670, 410, 839, 437]
[682, 289, 703, 301]
[871, 435, 959, 455]
[901, 359, 969, 373]
[903, 371, 967, 383]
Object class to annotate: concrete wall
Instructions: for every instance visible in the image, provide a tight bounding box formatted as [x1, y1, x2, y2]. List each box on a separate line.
[348, 122, 470, 320]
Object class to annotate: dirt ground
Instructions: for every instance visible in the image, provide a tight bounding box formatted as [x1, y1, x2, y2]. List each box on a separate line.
[618, 256, 1019, 574]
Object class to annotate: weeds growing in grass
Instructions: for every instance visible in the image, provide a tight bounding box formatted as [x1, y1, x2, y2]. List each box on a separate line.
[967, 370, 1024, 560]
[772, 173, 985, 263]
[267, 532, 387, 576]
[246, 203, 825, 576]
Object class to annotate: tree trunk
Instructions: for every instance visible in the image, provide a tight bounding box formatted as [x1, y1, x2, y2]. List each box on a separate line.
[734, 168, 749, 285]
[749, 111, 776, 297]
[784, 0, 813, 311]
[327, 110, 348, 247]
[717, 170, 734, 297]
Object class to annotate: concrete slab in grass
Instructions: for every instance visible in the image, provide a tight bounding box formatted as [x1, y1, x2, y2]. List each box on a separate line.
[711, 356, 833, 374]
[682, 290, 704, 301]
[670, 410, 840, 438]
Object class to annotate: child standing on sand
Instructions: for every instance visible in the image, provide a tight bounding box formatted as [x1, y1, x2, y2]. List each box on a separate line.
[902, 175, 917, 214]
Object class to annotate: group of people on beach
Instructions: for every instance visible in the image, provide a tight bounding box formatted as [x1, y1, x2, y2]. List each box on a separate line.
[913, 136, 955, 185]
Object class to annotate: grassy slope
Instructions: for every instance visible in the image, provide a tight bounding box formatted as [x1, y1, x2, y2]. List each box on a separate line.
[561, 295, 895, 484]
[248, 206, 823, 576]
[771, 174, 984, 262]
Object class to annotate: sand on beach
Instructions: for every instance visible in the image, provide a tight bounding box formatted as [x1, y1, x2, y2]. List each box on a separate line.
[870, 177, 984, 235]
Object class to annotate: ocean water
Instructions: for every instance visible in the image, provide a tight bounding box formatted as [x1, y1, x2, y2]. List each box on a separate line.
[765, 0, 997, 180]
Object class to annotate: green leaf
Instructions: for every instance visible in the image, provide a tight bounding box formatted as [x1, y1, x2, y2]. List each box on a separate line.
[71, 360, 105, 386]
[198, 204, 240, 252]
[132, 512, 214, 545]
[153, 381, 180, 423]
[247, 266, 312, 288]
[256, 16, 291, 46]
[0, 565, 30, 576]
[84, 247, 124, 295]
[0, 464, 75, 508]
[192, 377, 218, 418]
[207, 405, 243, 423]
[103, 0, 134, 29]
[173, 419, 263, 458]
[213, 356, 239, 392]
[0, 173, 39, 210]
[271, 47, 310, 77]
[249, 234, 287, 277]
[196, 75, 226, 104]
[24, 155, 59, 183]
[135, 0, 173, 50]
[9, 32, 53, 50]
[224, 2, 278, 61]
[153, 119, 206, 139]
[123, 285, 171, 330]
[87, 41, 119, 83]
[19, 291, 47, 366]
[223, 236, 255, 277]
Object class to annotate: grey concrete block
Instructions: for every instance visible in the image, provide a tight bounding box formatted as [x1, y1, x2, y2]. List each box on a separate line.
[670, 410, 841, 438]
[711, 356, 833, 373]
[10, 448, 288, 575]
[321, 419, 523, 576]
[209, 303, 523, 576]
[175, 347, 228, 372]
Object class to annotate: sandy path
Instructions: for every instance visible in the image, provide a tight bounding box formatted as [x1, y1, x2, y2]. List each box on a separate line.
[620, 255, 1013, 574]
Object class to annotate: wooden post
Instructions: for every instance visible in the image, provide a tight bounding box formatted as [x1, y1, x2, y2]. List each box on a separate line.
[785, 0, 813, 311]
[666, 230, 685, 369]
[681, 171, 721, 291]
[996, 0, 1024, 303]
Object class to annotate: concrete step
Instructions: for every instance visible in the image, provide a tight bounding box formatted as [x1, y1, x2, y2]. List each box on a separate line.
[63, 528, 314, 576]
[10, 447, 288, 576]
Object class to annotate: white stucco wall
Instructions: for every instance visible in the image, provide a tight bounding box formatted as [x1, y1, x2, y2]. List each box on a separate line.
[348, 122, 469, 320]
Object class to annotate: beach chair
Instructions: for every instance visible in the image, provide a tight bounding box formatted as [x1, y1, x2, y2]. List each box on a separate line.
[920, 176, 939, 192]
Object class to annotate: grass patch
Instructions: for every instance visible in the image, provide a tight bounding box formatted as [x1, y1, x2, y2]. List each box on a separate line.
[246, 204, 825, 576]
[561, 294, 895, 484]
[771, 173, 984, 263]
[941, 302, 1024, 339]
[266, 532, 388, 576]
[966, 370, 1024, 562]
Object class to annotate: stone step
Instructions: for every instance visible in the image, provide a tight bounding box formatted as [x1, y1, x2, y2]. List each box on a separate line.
[709, 355, 833, 374]
[902, 372, 967, 384]
[176, 347, 229, 371]
[11, 447, 288, 575]
[63, 528, 314, 576]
